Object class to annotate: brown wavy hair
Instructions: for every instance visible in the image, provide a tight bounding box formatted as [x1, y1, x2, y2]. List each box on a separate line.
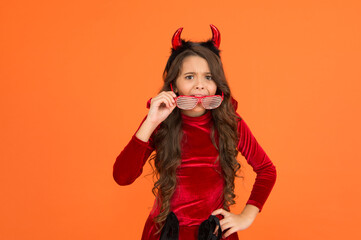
[148, 43, 242, 236]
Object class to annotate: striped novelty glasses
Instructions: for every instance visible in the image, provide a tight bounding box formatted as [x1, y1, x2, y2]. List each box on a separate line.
[170, 84, 224, 110]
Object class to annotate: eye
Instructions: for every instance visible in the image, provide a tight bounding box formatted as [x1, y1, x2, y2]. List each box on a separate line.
[205, 75, 213, 80]
[185, 75, 193, 80]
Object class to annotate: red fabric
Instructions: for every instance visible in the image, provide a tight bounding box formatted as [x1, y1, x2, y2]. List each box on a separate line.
[113, 99, 277, 240]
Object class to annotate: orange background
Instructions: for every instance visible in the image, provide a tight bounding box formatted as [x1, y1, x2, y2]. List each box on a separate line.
[1, 0, 360, 239]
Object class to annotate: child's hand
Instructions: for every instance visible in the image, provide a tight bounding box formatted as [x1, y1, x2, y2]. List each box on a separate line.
[146, 91, 177, 125]
[211, 208, 256, 238]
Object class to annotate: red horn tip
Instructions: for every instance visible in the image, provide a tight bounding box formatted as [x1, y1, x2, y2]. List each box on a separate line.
[172, 27, 183, 50]
[210, 24, 221, 49]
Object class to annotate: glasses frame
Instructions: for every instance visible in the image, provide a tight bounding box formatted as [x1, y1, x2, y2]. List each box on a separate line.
[170, 83, 224, 110]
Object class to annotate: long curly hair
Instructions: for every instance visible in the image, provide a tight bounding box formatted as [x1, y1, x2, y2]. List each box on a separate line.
[148, 43, 242, 235]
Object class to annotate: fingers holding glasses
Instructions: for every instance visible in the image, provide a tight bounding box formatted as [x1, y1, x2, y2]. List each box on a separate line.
[162, 91, 176, 107]
[146, 91, 178, 124]
[150, 91, 176, 109]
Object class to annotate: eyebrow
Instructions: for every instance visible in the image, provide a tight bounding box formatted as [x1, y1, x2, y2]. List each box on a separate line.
[183, 72, 212, 75]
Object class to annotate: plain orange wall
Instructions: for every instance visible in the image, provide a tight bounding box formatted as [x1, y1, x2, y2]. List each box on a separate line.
[1, 0, 361, 239]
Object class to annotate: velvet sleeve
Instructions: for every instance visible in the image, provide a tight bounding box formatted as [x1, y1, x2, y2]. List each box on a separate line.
[113, 116, 156, 186]
[236, 114, 277, 212]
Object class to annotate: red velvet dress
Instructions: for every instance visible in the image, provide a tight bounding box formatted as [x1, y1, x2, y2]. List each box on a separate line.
[113, 99, 277, 240]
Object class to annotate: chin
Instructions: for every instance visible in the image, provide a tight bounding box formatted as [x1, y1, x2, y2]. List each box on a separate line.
[182, 106, 207, 116]
[193, 105, 206, 112]
[193, 107, 207, 115]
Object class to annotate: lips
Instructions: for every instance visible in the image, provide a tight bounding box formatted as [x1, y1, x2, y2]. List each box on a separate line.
[191, 94, 206, 97]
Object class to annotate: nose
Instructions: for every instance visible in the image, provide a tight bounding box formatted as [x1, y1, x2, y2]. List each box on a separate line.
[194, 77, 205, 90]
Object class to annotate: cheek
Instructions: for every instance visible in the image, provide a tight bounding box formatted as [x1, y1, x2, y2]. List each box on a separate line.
[210, 82, 218, 95]
[177, 81, 193, 94]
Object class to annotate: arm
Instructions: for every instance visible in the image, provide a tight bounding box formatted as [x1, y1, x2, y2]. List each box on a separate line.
[113, 91, 177, 186]
[236, 114, 277, 213]
[112, 116, 157, 186]
[212, 116, 277, 237]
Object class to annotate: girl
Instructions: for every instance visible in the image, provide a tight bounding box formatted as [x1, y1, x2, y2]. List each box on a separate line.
[113, 24, 277, 240]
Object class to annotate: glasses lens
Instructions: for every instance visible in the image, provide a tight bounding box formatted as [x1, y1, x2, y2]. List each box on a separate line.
[201, 96, 223, 109]
[176, 96, 198, 110]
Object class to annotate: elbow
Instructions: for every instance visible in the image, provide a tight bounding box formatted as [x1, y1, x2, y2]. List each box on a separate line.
[112, 163, 141, 186]
[270, 164, 277, 184]
[113, 171, 136, 186]
[256, 162, 277, 184]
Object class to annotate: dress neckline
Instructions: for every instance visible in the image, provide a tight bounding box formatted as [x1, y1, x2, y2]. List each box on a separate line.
[181, 110, 212, 125]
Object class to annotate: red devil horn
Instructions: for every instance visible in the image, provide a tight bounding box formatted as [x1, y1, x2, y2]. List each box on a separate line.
[210, 24, 221, 49]
[172, 27, 183, 50]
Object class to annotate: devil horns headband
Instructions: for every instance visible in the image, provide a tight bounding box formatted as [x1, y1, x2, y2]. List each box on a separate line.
[171, 24, 221, 50]
[164, 24, 222, 72]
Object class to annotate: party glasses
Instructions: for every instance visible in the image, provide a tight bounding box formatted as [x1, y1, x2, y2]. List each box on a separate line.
[170, 84, 224, 110]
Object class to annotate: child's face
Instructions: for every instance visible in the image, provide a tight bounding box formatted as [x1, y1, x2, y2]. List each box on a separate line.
[175, 55, 217, 117]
